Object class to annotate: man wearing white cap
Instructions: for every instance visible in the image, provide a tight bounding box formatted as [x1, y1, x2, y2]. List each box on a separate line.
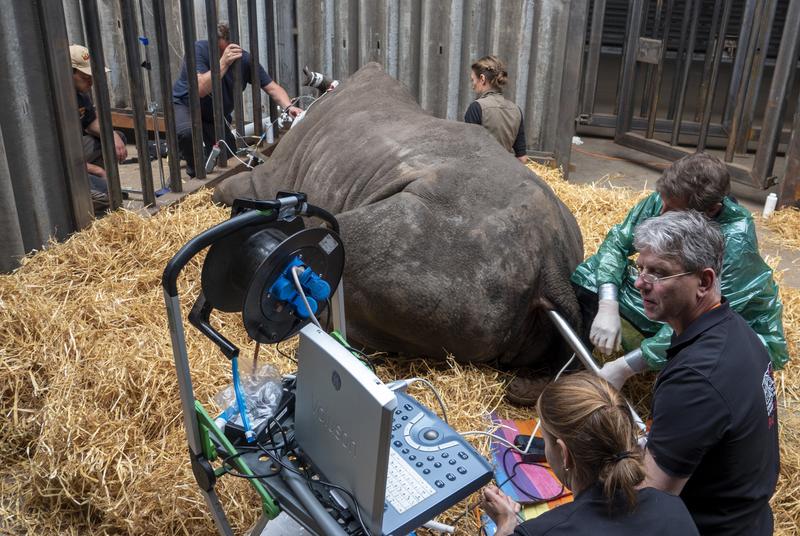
[70, 44, 128, 212]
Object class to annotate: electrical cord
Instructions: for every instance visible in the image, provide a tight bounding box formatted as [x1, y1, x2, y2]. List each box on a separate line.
[290, 266, 322, 329]
[498, 446, 568, 503]
[388, 377, 449, 424]
[257, 432, 373, 535]
[275, 340, 297, 363]
[215, 139, 253, 168]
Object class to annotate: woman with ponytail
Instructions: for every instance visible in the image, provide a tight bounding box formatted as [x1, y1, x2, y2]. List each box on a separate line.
[465, 56, 528, 164]
[481, 372, 697, 535]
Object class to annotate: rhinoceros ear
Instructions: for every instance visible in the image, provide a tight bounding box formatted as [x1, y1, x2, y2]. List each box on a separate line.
[213, 169, 257, 206]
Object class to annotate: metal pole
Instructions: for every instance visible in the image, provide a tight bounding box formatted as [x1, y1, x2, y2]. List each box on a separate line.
[81, 0, 122, 209]
[135, 2, 166, 194]
[554, 0, 590, 178]
[205, 0, 227, 168]
[121, 0, 156, 206]
[725, 0, 765, 161]
[152, 0, 182, 192]
[580, 0, 607, 116]
[645, 0, 675, 139]
[640, 0, 663, 119]
[179, 0, 206, 180]
[669, 0, 702, 146]
[752, 0, 800, 187]
[694, 0, 722, 123]
[615, 0, 645, 140]
[736, 0, 778, 153]
[546, 310, 646, 434]
[697, 0, 733, 151]
[248, 0, 263, 137]
[722, 0, 759, 127]
[228, 0, 245, 141]
[666, 0, 692, 120]
[37, 0, 94, 226]
[265, 0, 279, 133]
[779, 99, 800, 207]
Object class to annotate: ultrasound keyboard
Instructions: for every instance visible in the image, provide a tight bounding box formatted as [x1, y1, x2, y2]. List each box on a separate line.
[382, 391, 493, 536]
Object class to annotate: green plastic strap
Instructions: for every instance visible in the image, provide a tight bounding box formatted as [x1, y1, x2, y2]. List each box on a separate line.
[194, 401, 281, 519]
[329, 330, 348, 347]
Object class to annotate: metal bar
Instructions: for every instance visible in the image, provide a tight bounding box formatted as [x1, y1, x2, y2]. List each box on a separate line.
[618, 132, 758, 187]
[228, 0, 244, 142]
[697, 0, 733, 151]
[81, 0, 122, 209]
[695, 0, 722, 122]
[34, 0, 93, 227]
[152, 0, 182, 192]
[669, 0, 702, 146]
[580, 112, 791, 145]
[779, 96, 800, 207]
[120, 0, 156, 206]
[752, 0, 800, 187]
[248, 0, 262, 138]
[554, 0, 591, 177]
[640, 0, 663, 118]
[0, 126, 25, 272]
[205, 0, 227, 167]
[722, 0, 759, 127]
[265, 0, 279, 135]
[725, 0, 765, 161]
[614, 0, 645, 139]
[645, 0, 674, 139]
[666, 0, 692, 120]
[545, 310, 646, 434]
[179, 0, 206, 180]
[736, 0, 778, 153]
[580, 0, 607, 115]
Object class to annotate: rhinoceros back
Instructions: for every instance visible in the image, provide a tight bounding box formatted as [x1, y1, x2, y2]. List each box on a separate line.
[214, 63, 583, 367]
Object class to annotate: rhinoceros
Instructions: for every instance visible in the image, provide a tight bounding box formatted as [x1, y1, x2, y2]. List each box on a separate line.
[214, 63, 583, 372]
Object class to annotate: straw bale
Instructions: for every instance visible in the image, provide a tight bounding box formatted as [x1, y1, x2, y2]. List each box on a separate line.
[1, 166, 798, 535]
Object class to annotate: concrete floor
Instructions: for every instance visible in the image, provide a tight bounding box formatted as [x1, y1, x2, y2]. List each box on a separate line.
[568, 136, 799, 288]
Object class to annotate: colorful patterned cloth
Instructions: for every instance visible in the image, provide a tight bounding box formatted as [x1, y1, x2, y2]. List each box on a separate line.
[481, 413, 572, 534]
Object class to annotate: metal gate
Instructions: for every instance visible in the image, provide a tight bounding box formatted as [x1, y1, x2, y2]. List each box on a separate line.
[580, 0, 800, 207]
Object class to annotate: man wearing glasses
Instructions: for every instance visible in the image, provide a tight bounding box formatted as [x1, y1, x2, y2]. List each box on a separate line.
[634, 211, 778, 535]
[569, 152, 787, 392]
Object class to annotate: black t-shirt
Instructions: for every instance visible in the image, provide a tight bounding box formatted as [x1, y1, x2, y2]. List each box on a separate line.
[512, 485, 698, 535]
[647, 300, 779, 535]
[172, 40, 272, 122]
[464, 100, 527, 157]
[77, 91, 96, 131]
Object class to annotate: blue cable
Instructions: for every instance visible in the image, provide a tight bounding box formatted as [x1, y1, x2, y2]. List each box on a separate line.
[231, 357, 255, 442]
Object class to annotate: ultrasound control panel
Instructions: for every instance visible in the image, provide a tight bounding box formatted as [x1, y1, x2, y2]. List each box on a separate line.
[382, 391, 493, 536]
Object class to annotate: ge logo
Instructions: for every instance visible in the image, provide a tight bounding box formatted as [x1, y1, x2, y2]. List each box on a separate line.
[331, 370, 341, 391]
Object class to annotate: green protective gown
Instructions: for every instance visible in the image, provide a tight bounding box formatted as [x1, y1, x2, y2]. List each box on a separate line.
[570, 192, 789, 370]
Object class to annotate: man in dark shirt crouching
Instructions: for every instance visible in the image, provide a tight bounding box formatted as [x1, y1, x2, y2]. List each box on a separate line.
[632, 210, 779, 535]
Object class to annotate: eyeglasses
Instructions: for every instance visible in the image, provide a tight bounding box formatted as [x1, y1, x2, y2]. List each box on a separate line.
[628, 265, 693, 286]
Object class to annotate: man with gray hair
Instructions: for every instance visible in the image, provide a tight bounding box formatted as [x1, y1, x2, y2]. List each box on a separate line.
[634, 211, 778, 535]
[569, 152, 787, 395]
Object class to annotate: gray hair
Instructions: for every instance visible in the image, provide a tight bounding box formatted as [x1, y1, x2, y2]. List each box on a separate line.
[633, 210, 724, 277]
[656, 152, 730, 212]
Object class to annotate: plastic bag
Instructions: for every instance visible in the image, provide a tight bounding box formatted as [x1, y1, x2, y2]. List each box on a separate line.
[214, 357, 283, 432]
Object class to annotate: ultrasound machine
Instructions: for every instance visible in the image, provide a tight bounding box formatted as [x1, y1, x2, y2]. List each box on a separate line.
[163, 193, 493, 536]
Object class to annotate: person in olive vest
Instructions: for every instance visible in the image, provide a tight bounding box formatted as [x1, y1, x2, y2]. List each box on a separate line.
[464, 55, 527, 164]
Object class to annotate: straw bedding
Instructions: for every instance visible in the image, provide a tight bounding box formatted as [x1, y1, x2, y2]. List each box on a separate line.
[0, 164, 797, 535]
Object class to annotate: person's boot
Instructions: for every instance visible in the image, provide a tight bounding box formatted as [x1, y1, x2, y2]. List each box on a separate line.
[505, 371, 551, 406]
[90, 189, 110, 216]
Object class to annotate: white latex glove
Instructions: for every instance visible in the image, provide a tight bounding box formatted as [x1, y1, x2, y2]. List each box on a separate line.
[590, 299, 622, 355]
[599, 356, 635, 390]
[599, 348, 646, 390]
